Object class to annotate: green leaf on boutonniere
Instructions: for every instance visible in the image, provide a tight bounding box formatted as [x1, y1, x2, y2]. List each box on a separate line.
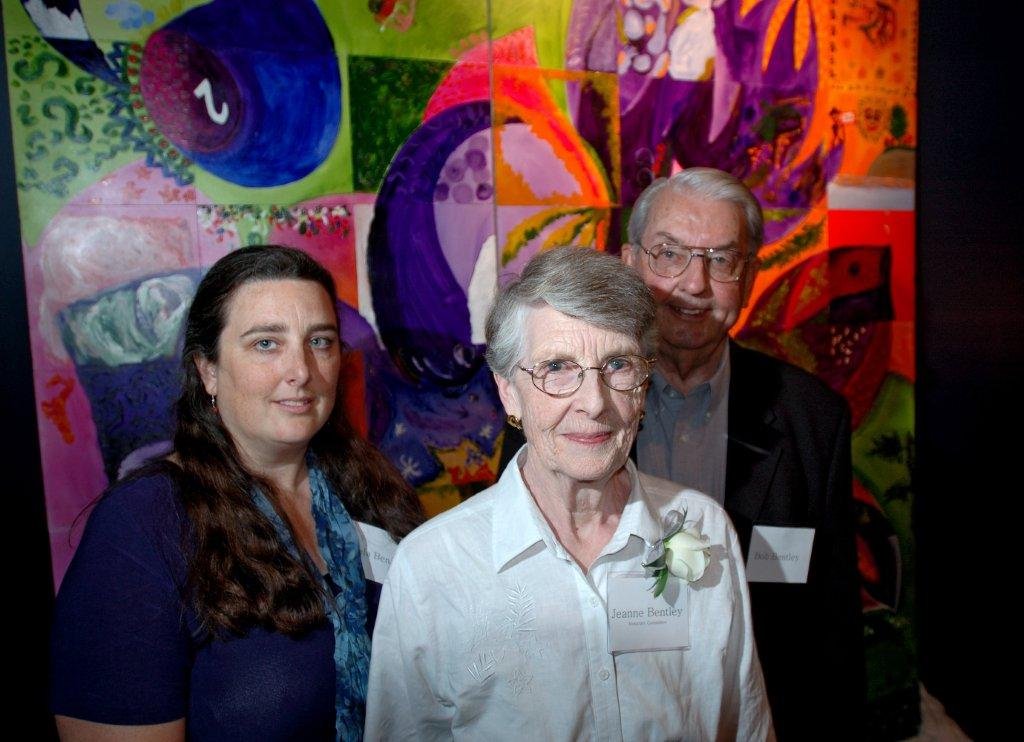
[652, 564, 670, 598]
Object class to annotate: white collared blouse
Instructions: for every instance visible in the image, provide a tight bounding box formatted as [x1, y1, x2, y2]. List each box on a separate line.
[364, 449, 773, 741]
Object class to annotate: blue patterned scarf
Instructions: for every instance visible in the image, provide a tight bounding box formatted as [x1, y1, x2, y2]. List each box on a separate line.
[253, 459, 371, 741]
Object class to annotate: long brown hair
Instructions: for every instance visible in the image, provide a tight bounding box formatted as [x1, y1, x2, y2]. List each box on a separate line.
[173, 245, 423, 636]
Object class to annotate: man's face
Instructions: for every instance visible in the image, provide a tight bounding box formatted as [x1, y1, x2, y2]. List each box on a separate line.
[623, 188, 756, 358]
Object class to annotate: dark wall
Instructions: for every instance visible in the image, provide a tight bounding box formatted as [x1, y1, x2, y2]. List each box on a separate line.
[915, 4, 1019, 740]
[0, 12, 57, 738]
[3, 4, 1015, 738]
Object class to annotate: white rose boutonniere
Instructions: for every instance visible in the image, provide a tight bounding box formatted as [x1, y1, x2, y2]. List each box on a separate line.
[643, 510, 711, 598]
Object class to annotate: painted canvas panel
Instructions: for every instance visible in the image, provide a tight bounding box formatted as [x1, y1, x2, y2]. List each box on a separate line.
[2, 0, 919, 735]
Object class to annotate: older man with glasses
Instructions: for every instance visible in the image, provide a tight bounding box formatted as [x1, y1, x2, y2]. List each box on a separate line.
[622, 167, 864, 740]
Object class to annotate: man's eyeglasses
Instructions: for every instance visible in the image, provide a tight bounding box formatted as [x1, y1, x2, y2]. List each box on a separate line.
[641, 242, 751, 282]
[518, 355, 655, 397]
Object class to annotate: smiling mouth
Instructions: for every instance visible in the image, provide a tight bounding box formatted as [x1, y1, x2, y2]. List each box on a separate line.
[563, 431, 613, 445]
[667, 305, 708, 317]
[275, 398, 314, 411]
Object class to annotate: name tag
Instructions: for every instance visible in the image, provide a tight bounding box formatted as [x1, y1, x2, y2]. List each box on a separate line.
[607, 572, 689, 653]
[354, 521, 397, 583]
[746, 526, 815, 583]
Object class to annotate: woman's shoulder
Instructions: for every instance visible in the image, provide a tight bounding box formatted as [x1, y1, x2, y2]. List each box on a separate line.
[55, 464, 194, 631]
[95, 461, 185, 519]
[75, 462, 190, 561]
[391, 482, 501, 562]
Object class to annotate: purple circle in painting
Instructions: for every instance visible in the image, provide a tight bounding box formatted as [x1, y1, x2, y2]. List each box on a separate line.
[452, 183, 474, 204]
[434, 182, 450, 201]
[140, 28, 243, 153]
[444, 161, 466, 182]
[476, 182, 493, 200]
[465, 148, 487, 170]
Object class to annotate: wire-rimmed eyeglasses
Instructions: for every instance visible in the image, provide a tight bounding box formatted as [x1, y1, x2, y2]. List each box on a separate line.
[641, 242, 751, 282]
[518, 355, 656, 397]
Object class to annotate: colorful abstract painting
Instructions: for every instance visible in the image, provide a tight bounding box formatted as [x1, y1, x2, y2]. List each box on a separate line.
[2, 0, 918, 735]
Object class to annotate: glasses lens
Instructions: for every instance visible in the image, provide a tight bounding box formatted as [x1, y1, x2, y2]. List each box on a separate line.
[650, 245, 688, 277]
[533, 359, 583, 395]
[706, 249, 743, 281]
[649, 244, 745, 281]
[601, 355, 649, 391]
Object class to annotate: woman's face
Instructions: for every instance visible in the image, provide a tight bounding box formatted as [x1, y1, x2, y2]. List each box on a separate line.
[494, 305, 646, 488]
[196, 279, 341, 469]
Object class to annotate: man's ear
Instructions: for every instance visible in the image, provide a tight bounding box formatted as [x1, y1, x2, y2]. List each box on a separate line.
[493, 371, 522, 421]
[195, 355, 218, 397]
[621, 244, 640, 269]
[740, 254, 761, 308]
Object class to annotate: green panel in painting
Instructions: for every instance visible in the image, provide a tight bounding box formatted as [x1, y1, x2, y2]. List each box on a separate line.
[4, 31, 139, 242]
[327, 0, 487, 63]
[349, 55, 451, 193]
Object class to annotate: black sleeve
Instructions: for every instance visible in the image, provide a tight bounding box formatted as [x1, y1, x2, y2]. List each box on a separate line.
[50, 476, 193, 724]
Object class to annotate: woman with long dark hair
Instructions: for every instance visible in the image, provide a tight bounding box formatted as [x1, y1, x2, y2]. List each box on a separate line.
[51, 245, 424, 740]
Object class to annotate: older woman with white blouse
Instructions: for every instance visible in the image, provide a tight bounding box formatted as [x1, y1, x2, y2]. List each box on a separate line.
[365, 246, 773, 741]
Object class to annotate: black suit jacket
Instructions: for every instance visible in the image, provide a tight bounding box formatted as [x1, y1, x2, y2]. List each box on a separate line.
[722, 341, 864, 740]
[497, 341, 864, 739]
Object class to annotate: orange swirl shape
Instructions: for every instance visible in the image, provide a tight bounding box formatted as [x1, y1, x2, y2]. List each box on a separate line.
[492, 66, 612, 208]
[425, 27, 611, 209]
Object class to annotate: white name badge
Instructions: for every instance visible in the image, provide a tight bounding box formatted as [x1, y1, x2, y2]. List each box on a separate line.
[746, 526, 815, 583]
[354, 521, 397, 583]
[607, 572, 689, 654]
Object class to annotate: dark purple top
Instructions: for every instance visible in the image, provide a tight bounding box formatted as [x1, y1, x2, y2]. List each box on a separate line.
[50, 472, 336, 739]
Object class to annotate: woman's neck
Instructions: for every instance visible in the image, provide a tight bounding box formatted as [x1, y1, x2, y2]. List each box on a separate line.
[237, 445, 310, 500]
[240, 448, 325, 571]
[521, 459, 632, 572]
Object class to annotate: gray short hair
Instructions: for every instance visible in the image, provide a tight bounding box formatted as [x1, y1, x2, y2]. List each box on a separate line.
[485, 246, 656, 379]
[627, 167, 764, 256]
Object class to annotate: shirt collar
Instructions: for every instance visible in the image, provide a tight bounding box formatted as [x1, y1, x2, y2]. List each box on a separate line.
[604, 459, 664, 553]
[649, 344, 731, 403]
[491, 446, 550, 572]
[709, 343, 731, 404]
